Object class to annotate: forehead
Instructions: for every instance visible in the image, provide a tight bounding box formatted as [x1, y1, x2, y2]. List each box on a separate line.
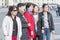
[44, 5, 48, 8]
[35, 6, 38, 8]
[13, 7, 17, 10]
[19, 6, 25, 9]
[30, 5, 33, 7]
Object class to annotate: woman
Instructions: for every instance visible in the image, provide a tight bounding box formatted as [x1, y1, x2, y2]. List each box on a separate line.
[32, 4, 40, 40]
[2, 6, 22, 40]
[24, 3, 36, 40]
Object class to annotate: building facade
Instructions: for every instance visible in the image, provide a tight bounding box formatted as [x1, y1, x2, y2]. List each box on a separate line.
[0, 0, 20, 7]
[0, 0, 60, 7]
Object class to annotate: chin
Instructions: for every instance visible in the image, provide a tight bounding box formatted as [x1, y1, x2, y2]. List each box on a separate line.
[14, 15, 16, 16]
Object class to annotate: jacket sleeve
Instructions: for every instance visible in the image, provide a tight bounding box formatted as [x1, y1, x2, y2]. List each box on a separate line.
[37, 19, 42, 30]
[38, 13, 44, 28]
[50, 14, 55, 30]
[24, 12, 31, 28]
[2, 16, 8, 36]
[17, 17, 22, 38]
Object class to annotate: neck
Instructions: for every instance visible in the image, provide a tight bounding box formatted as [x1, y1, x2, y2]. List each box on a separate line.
[43, 11, 47, 14]
[11, 15, 15, 19]
[34, 12, 38, 15]
[28, 8, 31, 11]
[19, 11, 24, 15]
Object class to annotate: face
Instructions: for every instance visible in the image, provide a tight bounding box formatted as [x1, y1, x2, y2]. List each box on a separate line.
[19, 6, 26, 13]
[11, 8, 17, 16]
[33, 6, 38, 13]
[43, 5, 48, 12]
[29, 5, 33, 11]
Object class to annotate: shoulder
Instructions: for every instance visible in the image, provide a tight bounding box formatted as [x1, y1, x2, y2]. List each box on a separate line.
[24, 11, 29, 14]
[38, 12, 43, 17]
[39, 12, 43, 15]
[3, 16, 11, 23]
[3, 16, 10, 20]
[5, 16, 9, 18]
[24, 11, 30, 16]
[24, 11, 29, 13]
[17, 13, 19, 16]
[48, 12, 52, 16]
[16, 16, 20, 20]
[16, 16, 21, 22]
[39, 12, 43, 14]
[16, 16, 21, 25]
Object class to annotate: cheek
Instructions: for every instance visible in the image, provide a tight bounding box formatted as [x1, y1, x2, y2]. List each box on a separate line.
[31, 7, 33, 10]
[34, 9, 38, 12]
[21, 8, 24, 11]
[14, 12, 17, 15]
[15, 12, 17, 14]
[44, 8, 47, 11]
[46, 8, 48, 11]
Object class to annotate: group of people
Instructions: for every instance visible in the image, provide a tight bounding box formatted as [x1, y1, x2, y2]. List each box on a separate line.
[2, 2, 55, 40]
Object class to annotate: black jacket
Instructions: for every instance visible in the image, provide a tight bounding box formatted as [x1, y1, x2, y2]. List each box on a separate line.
[17, 13, 29, 40]
[37, 12, 55, 35]
[17, 13, 28, 28]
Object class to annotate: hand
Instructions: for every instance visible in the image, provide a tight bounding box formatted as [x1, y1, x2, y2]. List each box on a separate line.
[51, 30, 55, 34]
[42, 27, 45, 30]
[28, 23, 31, 26]
[4, 34, 9, 36]
[31, 31, 34, 35]
[42, 30, 44, 34]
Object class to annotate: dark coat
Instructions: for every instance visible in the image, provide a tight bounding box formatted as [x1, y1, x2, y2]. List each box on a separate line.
[17, 13, 29, 40]
[37, 12, 55, 35]
[37, 12, 44, 36]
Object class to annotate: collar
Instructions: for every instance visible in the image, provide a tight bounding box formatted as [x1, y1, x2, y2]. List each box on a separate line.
[27, 9, 33, 15]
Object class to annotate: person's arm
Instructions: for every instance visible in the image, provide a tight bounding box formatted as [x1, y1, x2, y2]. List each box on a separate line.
[17, 17, 22, 38]
[24, 12, 34, 35]
[37, 13, 44, 33]
[24, 12, 32, 29]
[2, 16, 8, 36]
[51, 14, 55, 31]
[39, 13, 44, 30]
[50, 14, 55, 33]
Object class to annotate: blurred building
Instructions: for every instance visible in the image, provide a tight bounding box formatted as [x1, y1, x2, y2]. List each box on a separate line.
[0, 0, 60, 7]
[0, 0, 20, 7]
[20, 0, 60, 7]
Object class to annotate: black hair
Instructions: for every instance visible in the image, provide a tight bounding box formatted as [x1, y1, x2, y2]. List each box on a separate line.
[42, 4, 48, 8]
[33, 4, 40, 13]
[17, 3, 26, 9]
[26, 3, 33, 9]
[7, 6, 17, 16]
[33, 4, 37, 8]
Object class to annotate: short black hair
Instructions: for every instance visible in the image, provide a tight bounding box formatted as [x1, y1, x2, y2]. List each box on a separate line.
[17, 3, 26, 8]
[26, 3, 33, 9]
[33, 4, 37, 8]
[42, 4, 48, 8]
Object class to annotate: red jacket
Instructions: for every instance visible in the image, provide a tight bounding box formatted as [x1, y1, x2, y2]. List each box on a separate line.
[24, 11, 36, 38]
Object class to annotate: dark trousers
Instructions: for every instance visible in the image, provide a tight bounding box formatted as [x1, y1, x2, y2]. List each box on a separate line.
[33, 35, 43, 40]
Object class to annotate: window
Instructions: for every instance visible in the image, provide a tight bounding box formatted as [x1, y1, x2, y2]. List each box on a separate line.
[5, 3, 6, 5]
[2, 0, 3, 1]
[47, 0, 49, 1]
[2, 3, 3, 6]
[13, 0, 17, 3]
[52, 0, 53, 1]
[42, 0, 44, 1]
